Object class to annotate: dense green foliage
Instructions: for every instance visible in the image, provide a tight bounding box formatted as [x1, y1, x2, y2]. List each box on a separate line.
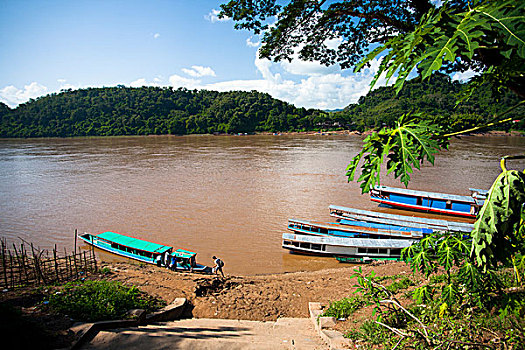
[47, 280, 165, 322]
[357, 0, 525, 99]
[221, 1, 444, 69]
[1, 76, 521, 138]
[348, 262, 525, 348]
[336, 73, 524, 131]
[0, 87, 325, 137]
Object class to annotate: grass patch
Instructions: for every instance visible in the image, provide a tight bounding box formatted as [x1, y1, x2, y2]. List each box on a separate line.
[47, 280, 165, 322]
[321, 295, 367, 319]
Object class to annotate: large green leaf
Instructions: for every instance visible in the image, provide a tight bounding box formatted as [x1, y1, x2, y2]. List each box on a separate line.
[470, 168, 525, 271]
[357, 0, 525, 93]
[346, 113, 448, 192]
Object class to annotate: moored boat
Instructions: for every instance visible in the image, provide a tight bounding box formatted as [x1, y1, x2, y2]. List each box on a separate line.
[369, 185, 487, 218]
[78, 231, 211, 273]
[288, 218, 429, 239]
[282, 232, 414, 259]
[328, 205, 474, 233]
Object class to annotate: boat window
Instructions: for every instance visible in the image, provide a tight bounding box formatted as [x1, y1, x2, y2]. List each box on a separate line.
[391, 249, 401, 256]
[299, 242, 310, 249]
[283, 240, 292, 245]
[358, 248, 366, 253]
[368, 248, 379, 254]
[292, 242, 300, 247]
[111, 243, 118, 248]
[378, 249, 387, 254]
[311, 244, 322, 251]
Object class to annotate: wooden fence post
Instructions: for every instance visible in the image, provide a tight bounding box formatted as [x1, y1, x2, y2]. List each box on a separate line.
[53, 245, 60, 283]
[9, 251, 14, 289]
[91, 243, 97, 272]
[1, 240, 8, 288]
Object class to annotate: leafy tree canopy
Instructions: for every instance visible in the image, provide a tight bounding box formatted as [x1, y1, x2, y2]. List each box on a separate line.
[220, 0, 525, 98]
[0, 87, 326, 138]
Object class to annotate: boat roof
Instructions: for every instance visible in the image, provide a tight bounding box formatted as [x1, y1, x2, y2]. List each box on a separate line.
[171, 249, 196, 258]
[373, 185, 477, 203]
[282, 232, 414, 249]
[328, 205, 473, 233]
[95, 231, 172, 254]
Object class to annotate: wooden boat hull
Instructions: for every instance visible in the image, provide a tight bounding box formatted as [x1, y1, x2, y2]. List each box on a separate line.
[370, 185, 485, 218]
[282, 232, 414, 259]
[78, 232, 211, 274]
[328, 205, 474, 233]
[288, 218, 428, 239]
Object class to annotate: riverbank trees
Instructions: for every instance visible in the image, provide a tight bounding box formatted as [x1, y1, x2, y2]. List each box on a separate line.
[0, 88, 326, 138]
[0, 76, 522, 138]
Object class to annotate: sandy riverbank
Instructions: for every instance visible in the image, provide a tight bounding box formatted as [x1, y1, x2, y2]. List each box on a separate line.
[98, 260, 419, 322]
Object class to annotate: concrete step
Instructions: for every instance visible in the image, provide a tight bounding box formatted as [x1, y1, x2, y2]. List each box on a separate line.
[82, 317, 327, 349]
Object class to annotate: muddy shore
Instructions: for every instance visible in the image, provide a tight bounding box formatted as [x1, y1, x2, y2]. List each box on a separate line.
[99, 260, 419, 322]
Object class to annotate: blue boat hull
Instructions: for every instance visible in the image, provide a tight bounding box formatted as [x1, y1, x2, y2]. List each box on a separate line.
[370, 186, 483, 218]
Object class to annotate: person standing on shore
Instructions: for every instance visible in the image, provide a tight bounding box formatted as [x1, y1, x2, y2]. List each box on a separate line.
[212, 256, 225, 278]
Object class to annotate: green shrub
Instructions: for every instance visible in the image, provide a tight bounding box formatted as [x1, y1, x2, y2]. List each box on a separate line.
[344, 320, 392, 345]
[322, 295, 366, 319]
[47, 280, 165, 321]
[386, 276, 415, 294]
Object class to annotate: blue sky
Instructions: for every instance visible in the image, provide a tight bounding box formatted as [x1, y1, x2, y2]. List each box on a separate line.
[0, 0, 470, 110]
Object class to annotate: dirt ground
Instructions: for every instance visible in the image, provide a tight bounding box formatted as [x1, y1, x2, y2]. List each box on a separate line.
[99, 260, 418, 322]
[0, 260, 421, 348]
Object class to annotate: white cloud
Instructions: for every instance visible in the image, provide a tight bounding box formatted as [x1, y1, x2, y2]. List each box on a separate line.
[452, 69, 477, 82]
[153, 33, 160, 39]
[205, 9, 229, 23]
[129, 78, 148, 87]
[280, 59, 339, 77]
[168, 74, 202, 90]
[202, 53, 390, 109]
[181, 65, 216, 78]
[57, 78, 67, 83]
[0, 48, 391, 110]
[246, 37, 260, 48]
[0, 82, 48, 108]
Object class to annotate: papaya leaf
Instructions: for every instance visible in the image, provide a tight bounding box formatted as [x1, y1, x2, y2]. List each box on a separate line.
[355, 1, 525, 94]
[441, 283, 458, 306]
[470, 169, 525, 272]
[347, 113, 448, 193]
[412, 285, 434, 304]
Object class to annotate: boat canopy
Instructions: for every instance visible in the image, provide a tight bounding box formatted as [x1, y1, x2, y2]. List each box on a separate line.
[172, 249, 196, 259]
[373, 185, 477, 203]
[95, 231, 172, 254]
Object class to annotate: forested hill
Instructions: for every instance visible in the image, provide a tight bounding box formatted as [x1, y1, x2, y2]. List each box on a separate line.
[0, 87, 326, 137]
[333, 73, 524, 131]
[0, 75, 522, 138]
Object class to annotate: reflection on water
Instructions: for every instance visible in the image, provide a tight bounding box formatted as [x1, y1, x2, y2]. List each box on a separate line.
[0, 134, 524, 275]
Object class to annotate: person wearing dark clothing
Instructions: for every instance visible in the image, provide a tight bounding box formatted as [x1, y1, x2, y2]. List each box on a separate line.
[212, 255, 225, 277]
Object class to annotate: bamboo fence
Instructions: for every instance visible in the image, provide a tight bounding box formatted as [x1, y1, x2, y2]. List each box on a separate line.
[0, 230, 97, 290]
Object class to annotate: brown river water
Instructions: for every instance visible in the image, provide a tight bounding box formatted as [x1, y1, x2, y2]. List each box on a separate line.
[1, 134, 524, 275]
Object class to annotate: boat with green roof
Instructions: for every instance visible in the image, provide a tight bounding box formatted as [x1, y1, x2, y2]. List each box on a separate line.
[78, 231, 212, 273]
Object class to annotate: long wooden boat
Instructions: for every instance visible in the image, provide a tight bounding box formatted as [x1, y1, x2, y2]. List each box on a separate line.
[282, 232, 414, 259]
[288, 218, 429, 239]
[369, 185, 487, 218]
[328, 205, 474, 233]
[78, 231, 212, 273]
